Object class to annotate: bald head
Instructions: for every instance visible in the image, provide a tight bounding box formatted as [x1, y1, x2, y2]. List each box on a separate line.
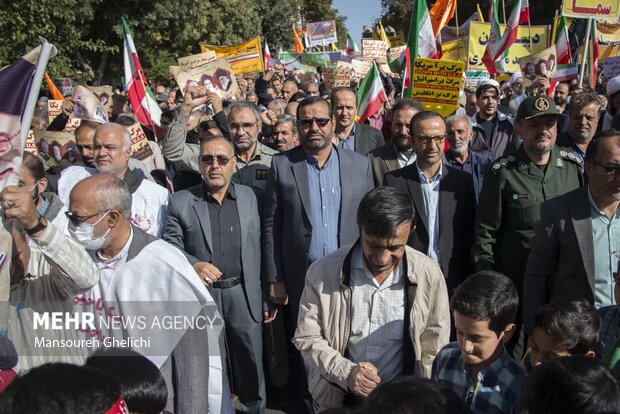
[94, 123, 132, 177]
[71, 174, 132, 220]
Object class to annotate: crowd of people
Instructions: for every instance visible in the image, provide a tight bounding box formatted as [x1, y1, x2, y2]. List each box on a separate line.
[0, 50, 619, 414]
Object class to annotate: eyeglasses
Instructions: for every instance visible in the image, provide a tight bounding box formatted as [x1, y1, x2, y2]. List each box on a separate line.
[415, 134, 447, 145]
[200, 155, 232, 166]
[65, 210, 104, 226]
[228, 122, 257, 132]
[299, 118, 331, 128]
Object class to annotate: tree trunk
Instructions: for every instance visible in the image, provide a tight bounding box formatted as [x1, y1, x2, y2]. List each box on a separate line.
[95, 51, 109, 86]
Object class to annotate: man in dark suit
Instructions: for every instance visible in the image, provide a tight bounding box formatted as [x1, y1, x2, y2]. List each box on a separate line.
[262, 96, 374, 410]
[163, 135, 269, 413]
[384, 111, 476, 292]
[368, 99, 424, 185]
[331, 87, 385, 155]
[523, 131, 620, 333]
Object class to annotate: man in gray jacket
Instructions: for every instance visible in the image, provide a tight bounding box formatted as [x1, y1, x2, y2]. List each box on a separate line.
[293, 186, 450, 412]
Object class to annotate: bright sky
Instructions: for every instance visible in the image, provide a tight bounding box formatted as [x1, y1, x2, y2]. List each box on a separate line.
[332, 0, 384, 47]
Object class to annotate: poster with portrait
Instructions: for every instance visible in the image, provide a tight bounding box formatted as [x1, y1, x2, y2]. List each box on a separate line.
[33, 130, 82, 168]
[172, 58, 239, 99]
[86, 85, 113, 115]
[306, 20, 338, 47]
[518, 46, 557, 81]
[72, 85, 108, 124]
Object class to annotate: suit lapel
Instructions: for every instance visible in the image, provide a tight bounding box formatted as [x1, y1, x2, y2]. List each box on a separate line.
[338, 147, 354, 236]
[407, 171, 429, 233]
[438, 166, 451, 237]
[235, 184, 249, 255]
[569, 188, 595, 294]
[291, 153, 312, 226]
[384, 145, 401, 172]
[192, 192, 213, 254]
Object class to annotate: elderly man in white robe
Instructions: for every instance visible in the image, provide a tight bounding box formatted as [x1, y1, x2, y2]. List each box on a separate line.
[67, 173, 232, 414]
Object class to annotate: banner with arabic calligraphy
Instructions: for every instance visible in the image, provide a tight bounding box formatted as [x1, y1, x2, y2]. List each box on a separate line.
[468, 22, 549, 73]
[440, 39, 467, 63]
[412, 58, 464, 118]
[562, 0, 620, 20]
[178, 51, 217, 71]
[200, 37, 263, 75]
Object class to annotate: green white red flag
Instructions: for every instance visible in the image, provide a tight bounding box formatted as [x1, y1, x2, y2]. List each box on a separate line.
[404, 0, 439, 97]
[555, 15, 572, 64]
[122, 17, 161, 128]
[346, 33, 360, 55]
[482, 0, 529, 73]
[357, 61, 387, 123]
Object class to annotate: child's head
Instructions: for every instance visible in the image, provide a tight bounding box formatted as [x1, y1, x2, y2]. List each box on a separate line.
[530, 298, 600, 366]
[522, 355, 620, 414]
[0, 362, 124, 414]
[86, 347, 167, 414]
[450, 271, 518, 366]
[355, 376, 471, 414]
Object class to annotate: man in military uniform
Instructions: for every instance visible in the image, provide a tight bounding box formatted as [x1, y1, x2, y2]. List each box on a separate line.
[226, 101, 279, 211]
[472, 95, 584, 357]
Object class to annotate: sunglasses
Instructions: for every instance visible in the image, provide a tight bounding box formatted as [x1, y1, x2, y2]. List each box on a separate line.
[299, 118, 330, 128]
[65, 211, 103, 226]
[200, 155, 232, 166]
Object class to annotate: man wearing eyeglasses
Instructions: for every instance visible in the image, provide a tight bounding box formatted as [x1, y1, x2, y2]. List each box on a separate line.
[160, 89, 277, 210]
[472, 95, 584, 359]
[65, 173, 232, 414]
[227, 101, 278, 209]
[384, 111, 476, 294]
[163, 135, 269, 413]
[262, 96, 373, 412]
[524, 130, 620, 334]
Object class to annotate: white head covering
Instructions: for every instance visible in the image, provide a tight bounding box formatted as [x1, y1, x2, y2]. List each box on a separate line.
[607, 76, 620, 97]
[509, 72, 523, 87]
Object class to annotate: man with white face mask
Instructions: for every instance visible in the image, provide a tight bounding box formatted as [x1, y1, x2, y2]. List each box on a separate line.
[57, 123, 169, 236]
[0, 184, 99, 371]
[68, 173, 233, 414]
[445, 115, 492, 202]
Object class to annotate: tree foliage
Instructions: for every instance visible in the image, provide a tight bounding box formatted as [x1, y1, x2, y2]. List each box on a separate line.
[0, 0, 347, 85]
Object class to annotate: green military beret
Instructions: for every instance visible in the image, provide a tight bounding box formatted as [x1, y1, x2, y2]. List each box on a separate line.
[516, 95, 562, 122]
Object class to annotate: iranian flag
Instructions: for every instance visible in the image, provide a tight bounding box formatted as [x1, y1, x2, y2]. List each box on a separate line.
[264, 38, 271, 70]
[404, 0, 438, 97]
[357, 62, 387, 123]
[122, 17, 161, 128]
[482, 0, 529, 73]
[346, 33, 360, 55]
[555, 15, 572, 64]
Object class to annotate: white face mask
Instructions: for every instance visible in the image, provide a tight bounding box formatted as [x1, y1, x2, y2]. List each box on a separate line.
[68, 211, 111, 251]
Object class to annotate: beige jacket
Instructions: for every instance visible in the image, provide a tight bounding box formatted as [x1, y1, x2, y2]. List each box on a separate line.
[293, 243, 450, 412]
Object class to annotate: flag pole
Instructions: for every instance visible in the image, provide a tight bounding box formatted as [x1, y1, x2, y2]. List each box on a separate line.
[501, 0, 507, 23]
[578, 18, 592, 88]
[455, 2, 460, 38]
[551, 10, 559, 48]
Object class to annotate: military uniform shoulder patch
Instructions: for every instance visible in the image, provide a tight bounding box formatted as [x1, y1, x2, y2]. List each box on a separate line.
[560, 151, 583, 166]
[491, 157, 515, 174]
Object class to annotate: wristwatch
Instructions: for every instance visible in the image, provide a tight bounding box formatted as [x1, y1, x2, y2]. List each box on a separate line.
[25, 215, 48, 236]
